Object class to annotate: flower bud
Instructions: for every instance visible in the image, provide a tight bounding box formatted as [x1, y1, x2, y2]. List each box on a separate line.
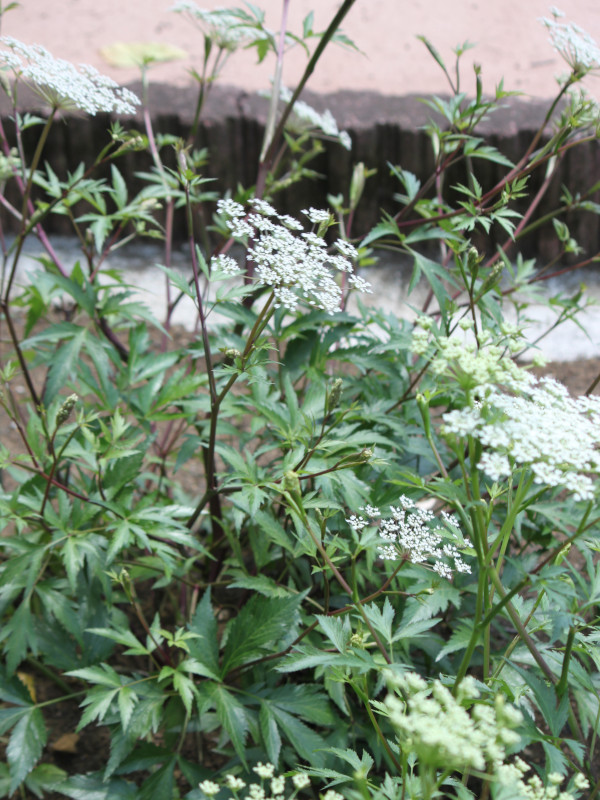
[349, 162, 366, 211]
[467, 246, 481, 277]
[56, 393, 78, 427]
[417, 393, 434, 439]
[327, 378, 343, 413]
[283, 470, 301, 496]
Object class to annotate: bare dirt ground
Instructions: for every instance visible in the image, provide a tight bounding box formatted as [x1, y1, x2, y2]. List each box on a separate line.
[6, 0, 600, 100]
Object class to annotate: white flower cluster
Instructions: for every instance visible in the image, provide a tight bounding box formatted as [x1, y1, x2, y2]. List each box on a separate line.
[442, 376, 600, 501]
[411, 324, 532, 397]
[171, 2, 267, 52]
[214, 198, 370, 313]
[266, 85, 351, 150]
[541, 8, 600, 72]
[0, 37, 140, 115]
[198, 764, 314, 800]
[385, 672, 522, 774]
[496, 760, 589, 800]
[347, 497, 472, 579]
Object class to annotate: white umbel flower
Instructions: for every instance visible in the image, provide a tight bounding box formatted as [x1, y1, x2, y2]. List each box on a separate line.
[540, 8, 600, 71]
[216, 199, 369, 313]
[0, 37, 140, 115]
[443, 376, 600, 501]
[252, 762, 275, 780]
[261, 85, 352, 150]
[171, 2, 266, 52]
[348, 497, 472, 578]
[198, 780, 220, 796]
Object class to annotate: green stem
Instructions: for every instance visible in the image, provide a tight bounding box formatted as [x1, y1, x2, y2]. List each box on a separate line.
[256, 0, 357, 195]
[556, 625, 576, 699]
[5, 109, 56, 301]
[487, 565, 554, 682]
[487, 565, 584, 740]
[355, 676, 403, 773]
[260, 0, 291, 161]
[285, 490, 392, 665]
[489, 589, 546, 683]
[40, 421, 80, 517]
[186, 293, 276, 531]
[25, 658, 72, 694]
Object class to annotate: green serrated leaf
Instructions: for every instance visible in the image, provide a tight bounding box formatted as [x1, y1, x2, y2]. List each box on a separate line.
[259, 702, 282, 765]
[316, 614, 351, 653]
[270, 705, 327, 767]
[7, 706, 47, 792]
[43, 328, 87, 404]
[25, 764, 67, 797]
[187, 589, 220, 678]
[55, 771, 138, 799]
[4, 601, 35, 675]
[103, 452, 144, 498]
[221, 594, 301, 675]
[110, 165, 128, 210]
[213, 685, 249, 766]
[138, 756, 176, 800]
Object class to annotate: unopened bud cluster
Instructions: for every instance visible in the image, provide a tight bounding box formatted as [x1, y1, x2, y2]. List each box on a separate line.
[385, 672, 521, 773]
[56, 393, 78, 427]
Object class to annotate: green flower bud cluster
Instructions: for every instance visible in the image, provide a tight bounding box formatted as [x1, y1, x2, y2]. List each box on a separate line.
[384, 672, 521, 774]
[0, 147, 19, 181]
[56, 393, 78, 427]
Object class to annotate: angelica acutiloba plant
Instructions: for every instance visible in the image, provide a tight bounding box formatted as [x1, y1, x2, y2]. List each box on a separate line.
[378, 672, 590, 800]
[407, 320, 600, 767]
[2, 3, 600, 799]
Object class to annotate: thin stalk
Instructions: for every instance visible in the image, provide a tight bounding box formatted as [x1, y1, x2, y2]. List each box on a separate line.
[256, 0, 357, 196]
[556, 625, 576, 699]
[260, 0, 291, 162]
[0, 299, 40, 407]
[489, 589, 546, 683]
[482, 153, 562, 272]
[355, 676, 403, 773]
[487, 564, 553, 683]
[25, 657, 72, 694]
[186, 292, 277, 531]
[453, 446, 488, 688]
[285, 490, 392, 665]
[487, 564, 583, 741]
[40, 421, 80, 516]
[4, 109, 56, 301]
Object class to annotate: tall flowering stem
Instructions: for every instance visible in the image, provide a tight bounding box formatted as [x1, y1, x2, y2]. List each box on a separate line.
[256, 0, 357, 196]
[260, 0, 291, 162]
[186, 289, 277, 533]
[281, 477, 393, 666]
[3, 109, 55, 301]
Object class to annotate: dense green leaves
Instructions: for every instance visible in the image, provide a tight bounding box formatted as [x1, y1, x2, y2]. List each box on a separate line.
[1, 5, 599, 798]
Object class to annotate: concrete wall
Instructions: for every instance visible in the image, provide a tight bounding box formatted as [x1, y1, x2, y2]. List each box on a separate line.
[2, 82, 599, 259]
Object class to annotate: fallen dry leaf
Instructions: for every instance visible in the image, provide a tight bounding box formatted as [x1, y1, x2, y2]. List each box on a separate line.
[51, 733, 79, 754]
